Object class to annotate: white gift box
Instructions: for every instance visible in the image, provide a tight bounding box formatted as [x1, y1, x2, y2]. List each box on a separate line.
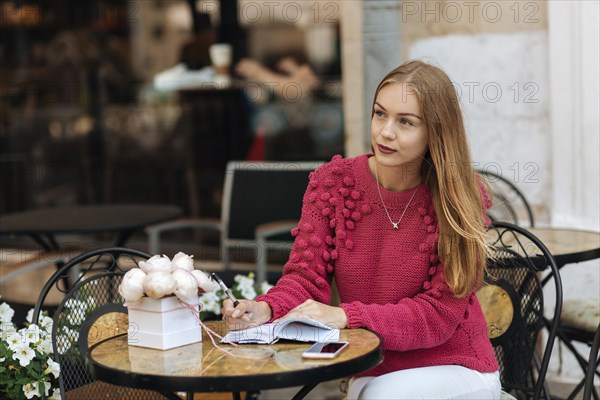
[126, 296, 202, 350]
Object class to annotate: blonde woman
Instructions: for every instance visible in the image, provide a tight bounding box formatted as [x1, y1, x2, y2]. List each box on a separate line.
[223, 60, 501, 399]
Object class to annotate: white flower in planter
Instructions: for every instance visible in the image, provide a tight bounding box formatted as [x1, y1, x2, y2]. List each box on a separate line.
[1, 302, 15, 322]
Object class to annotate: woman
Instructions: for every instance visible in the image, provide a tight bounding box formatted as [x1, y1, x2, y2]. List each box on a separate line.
[222, 60, 500, 399]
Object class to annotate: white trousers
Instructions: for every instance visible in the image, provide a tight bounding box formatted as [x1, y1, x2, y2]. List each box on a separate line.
[347, 365, 501, 400]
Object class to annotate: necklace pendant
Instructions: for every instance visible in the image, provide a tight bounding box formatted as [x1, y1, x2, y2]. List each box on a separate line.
[392, 222, 399, 229]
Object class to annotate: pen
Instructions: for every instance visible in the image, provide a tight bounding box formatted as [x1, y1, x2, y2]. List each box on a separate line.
[211, 273, 239, 307]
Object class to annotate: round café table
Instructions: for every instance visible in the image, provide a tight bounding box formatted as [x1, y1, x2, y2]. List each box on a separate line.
[529, 227, 600, 268]
[87, 322, 383, 400]
[0, 204, 182, 251]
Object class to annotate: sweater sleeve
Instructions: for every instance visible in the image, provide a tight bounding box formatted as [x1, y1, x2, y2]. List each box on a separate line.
[340, 261, 475, 352]
[256, 166, 335, 320]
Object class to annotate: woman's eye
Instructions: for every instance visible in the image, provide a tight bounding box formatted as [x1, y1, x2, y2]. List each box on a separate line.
[374, 110, 385, 118]
[399, 118, 413, 126]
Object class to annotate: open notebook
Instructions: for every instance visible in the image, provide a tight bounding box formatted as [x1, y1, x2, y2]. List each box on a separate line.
[221, 317, 340, 344]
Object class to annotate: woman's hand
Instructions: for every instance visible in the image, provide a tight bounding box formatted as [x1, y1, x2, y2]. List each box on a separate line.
[221, 299, 272, 331]
[283, 299, 348, 329]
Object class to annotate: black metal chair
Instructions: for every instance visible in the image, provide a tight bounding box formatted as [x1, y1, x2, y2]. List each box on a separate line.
[477, 169, 535, 227]
[478, 222, 562, 399]
[554, 300, 600, 400]
[583, 324, 600, 400]
[147, 161, 322, 284]
[31, 247, 179, 400]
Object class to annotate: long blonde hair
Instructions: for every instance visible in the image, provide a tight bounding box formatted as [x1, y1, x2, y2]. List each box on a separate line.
[373, 60, 490, 297]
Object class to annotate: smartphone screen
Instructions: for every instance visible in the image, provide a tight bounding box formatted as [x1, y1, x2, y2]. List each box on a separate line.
[302, 341, 349, 359]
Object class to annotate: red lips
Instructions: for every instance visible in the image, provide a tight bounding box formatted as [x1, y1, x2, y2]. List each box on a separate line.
[377, 144, 396, 154]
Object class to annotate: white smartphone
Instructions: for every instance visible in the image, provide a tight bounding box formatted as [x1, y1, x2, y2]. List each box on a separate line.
[301, 341, 349, 359]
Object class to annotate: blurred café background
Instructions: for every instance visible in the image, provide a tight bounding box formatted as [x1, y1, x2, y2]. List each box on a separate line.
[0, 0, 598, 393]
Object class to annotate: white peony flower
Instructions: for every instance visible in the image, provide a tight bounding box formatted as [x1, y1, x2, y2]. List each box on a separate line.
[119, 268, 147, 302]
[191, 270, 215, 292]
[171, 268, 199, 303]
[143, 270, 177, 299]
[171, 252, 194, 271]
[0, 302, 15, 323]
[138, 254, 172, 273]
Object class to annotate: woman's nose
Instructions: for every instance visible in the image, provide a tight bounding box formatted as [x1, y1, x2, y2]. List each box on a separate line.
[381, 122, 395, 139]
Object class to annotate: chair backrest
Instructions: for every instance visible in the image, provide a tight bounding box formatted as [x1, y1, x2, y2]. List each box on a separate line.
[479, 222, 562, 400]
[220, 161, 322, 262]
[31, 247, 167, 399]
[583, 324, 600, 400]
[477, 169, 535, 227]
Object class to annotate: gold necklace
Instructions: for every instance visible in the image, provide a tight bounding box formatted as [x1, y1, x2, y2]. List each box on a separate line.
[374, 163, 420, 230]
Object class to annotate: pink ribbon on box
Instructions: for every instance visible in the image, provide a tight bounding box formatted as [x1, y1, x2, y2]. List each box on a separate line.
[179, 300, 239, 357]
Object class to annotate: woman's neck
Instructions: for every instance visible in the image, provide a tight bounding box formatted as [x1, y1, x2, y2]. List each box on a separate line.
[369, 157, 421, 192]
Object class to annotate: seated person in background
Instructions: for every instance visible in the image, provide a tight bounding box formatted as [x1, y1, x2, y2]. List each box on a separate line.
[235, 56, 319, 100]
[179, 12, 216, 70]
[222, 60, 501, 399]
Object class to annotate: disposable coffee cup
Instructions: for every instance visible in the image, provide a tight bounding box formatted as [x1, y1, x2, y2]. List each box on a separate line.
[209, 43, 232, 78]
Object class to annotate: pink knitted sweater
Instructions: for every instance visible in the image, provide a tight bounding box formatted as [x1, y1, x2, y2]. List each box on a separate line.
[257, 154, 499, 376]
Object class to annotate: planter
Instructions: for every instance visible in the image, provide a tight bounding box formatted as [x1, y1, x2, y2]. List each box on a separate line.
[126, 296, 202, 350]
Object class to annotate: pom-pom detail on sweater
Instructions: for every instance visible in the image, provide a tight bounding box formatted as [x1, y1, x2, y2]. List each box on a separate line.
[302, 223, 314, 233]
[310, 235, 322, 247]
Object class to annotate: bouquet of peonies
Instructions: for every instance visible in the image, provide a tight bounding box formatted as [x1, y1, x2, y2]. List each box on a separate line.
[0, 303, 61, 400]
[118, 252, 215, 304]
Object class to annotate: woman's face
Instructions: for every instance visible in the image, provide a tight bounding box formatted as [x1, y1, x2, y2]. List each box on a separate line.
[371, 82, 429, 172]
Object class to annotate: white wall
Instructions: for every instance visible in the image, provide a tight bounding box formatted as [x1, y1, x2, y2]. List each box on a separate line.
[546, 0, 600, 384]
[409, 31, 551, 224]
